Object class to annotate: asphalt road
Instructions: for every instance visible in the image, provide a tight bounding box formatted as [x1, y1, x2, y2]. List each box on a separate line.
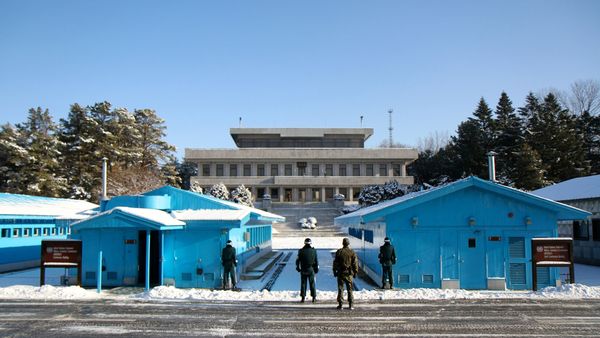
[1, 299, 600, 337]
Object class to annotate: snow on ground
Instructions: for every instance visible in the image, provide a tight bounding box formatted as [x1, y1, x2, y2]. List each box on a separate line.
[272, 236, 344, 250]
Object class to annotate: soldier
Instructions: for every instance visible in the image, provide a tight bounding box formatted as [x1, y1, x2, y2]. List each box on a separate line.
[296, 238, 319, 303]
[378, 236, 397, 289]
[333, 237, 358, 310]
[221, 239, 237, 290]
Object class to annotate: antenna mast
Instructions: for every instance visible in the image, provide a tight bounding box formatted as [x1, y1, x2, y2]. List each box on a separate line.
[239, 117, 242, 128]
[388, 109, 393, 147]
[360, 115, 364, 127]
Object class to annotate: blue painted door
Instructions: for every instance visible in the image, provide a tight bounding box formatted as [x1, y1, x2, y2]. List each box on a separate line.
[459, 231, 486, 289]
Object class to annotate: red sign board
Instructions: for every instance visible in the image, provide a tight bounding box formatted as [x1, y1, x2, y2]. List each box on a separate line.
[42, 240, 82, 265]
[531, 238, 574, 291]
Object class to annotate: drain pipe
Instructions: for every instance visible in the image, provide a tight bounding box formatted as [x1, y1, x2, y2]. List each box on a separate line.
[487, 151, 497, 182]
[101, 157, 108, 201]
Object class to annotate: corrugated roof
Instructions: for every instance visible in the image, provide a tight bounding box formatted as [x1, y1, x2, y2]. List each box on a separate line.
[0, 193, 97, 216]
[171, 209, 250, 221]
[532, 175, 600, 201]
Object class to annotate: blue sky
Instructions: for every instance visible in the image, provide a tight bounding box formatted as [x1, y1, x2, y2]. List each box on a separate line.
[1, 1, 599, 159]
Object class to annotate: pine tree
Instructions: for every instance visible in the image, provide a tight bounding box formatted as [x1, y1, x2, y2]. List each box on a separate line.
[493, 92, 522, 184]
[577, 111, 600, 174]
[133, 109, 176, 169]
[230, 184, 253, 207]
[208, 182, 229, 200]
[190, 181, 203, 194]
[451, 119, 487, 178]
[0, 123, 28, 193]
[512, 143, 546, 190]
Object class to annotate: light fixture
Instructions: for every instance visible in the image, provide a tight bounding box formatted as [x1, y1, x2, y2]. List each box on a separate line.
[468, 217, 476, 226]
[525, 217, 532, 225]
[411, 217, 418, 227]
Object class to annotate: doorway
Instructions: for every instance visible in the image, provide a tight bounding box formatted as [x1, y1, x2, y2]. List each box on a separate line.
[138, 230, 161, 286]
[459, 231, 486, 289]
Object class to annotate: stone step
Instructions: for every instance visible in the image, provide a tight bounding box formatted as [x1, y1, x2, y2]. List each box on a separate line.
[240, 251, 283, 280]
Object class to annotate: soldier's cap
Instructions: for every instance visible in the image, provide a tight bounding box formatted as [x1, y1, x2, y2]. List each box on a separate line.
[304, 238, 312, 245]
[342, 238, 350, 246]
[226, 240, 232, 244]
[384, 237, 391, 243]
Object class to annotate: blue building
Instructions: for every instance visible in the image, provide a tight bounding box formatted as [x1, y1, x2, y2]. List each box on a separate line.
[0, 193, 97, 273]
[335, 177, 590, 290]
[70, 186, 284, 288]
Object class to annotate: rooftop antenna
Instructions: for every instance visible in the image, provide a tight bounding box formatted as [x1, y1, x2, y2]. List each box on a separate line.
[360, 115, 364, 127]
[239, 117, 242, 128]
[388, 109, 393, 147]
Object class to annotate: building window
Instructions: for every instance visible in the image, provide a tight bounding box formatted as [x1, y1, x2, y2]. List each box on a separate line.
[393, 163, 402, 176]
[257, 164, 265, 176]
[51, 228, 56, 235]
[43, 228, 49, 236]
[270, 187, 280, 199]
[271, 164, 279, 176]
[592, 219, 600, 242]
[353, 187, 361, 200]
[284, 164, 293, 176]
[216, 164, 224, 177]
[352, 164, 360, 176]
[325, 164, 333, 176]
[366, 164, 374, 176]
[312, 164, 320, 176]
[325, 188, 334, 200]
[23, 228, 30, 237]
[257, 188, 265, 198]
[1, 229, 10, 238]
[573, 220, 589, 240]
[338, 188, 348, 200]
[202, 164, 210, 176]
[33, 228, 40, 236]
[230, 164, 238, 177]
[339, 164, 347, 176]
[12, 228, 19, 237]
[243, 164, 251, 176]
[379, 164, 387, 176]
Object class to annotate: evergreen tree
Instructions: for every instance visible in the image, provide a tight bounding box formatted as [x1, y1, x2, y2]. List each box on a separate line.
[493, 92, 522, 184]
[512, 143, 546, 190]
[0, 123, 28, 193]
[451, 119, 488, 178]
[230, 184, 253, 207]
[133, 109, 176, 169]
[576, 111, 600, 174]
[177, 161, 198, 190]
[208, 182, 229, 200]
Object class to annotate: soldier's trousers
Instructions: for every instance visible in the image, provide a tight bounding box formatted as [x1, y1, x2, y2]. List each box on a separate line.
[336, 274, 353, 304]
[382, 265, 393, 287]
[223, 266, 236, 288]
[300, 271, 316, 299]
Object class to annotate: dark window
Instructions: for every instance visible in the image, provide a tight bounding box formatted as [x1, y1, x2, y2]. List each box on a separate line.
[339, 164, 347, 176]
[312, 164, 320, 176]
[243, 164, 251, 176]
[230, 164, 238, 177]
[468, 238, 476, 248]
[270, 187, 279, 199]
[353, 164, 360, 176]
[573, 220, 589, 240]
[593, 219, 600, 242]
[325, 164, 333, 176]
[271, 164, 279, 176]
[216, 164, 224, 177]
[284, 164, 293, 176]
[393, 163, 402, 176]
[379, 164, 387, 176]
[353, 187, 361, 199]
[257, 164, 265, 176]
[202, 164, 210, 176]
[325, 188, 334, 200]
[1, 229, 10, 237]
[257, 188, 265, 198]
[366, 164, 374, 176]
[338, 188, 347, 199]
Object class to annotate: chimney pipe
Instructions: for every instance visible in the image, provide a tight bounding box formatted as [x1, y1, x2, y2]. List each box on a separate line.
[487, 151, 497, 182]
[101, 157, 108, 200]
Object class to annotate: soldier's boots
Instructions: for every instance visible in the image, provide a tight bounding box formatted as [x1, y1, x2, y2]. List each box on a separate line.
[348, 303, 354, 310]
[336, 303, 343, 310]
[300, 296, 305, 303]
[312, 297, 316, 303]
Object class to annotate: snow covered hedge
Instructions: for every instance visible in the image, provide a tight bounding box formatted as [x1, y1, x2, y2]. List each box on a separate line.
[358, 180, 421, 207]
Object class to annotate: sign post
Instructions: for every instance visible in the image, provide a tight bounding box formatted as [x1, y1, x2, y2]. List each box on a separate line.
[40, 240, 82, 286]
[531, 238, 574, 291]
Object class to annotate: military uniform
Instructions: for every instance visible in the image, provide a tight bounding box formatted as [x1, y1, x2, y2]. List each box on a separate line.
[333, 238, 358, 309]
[221, 241, 237, 289]
[296, 239, 319, 302]
[378, 238, 396, 289]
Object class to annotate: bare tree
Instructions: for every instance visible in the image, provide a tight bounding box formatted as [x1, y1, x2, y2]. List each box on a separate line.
[567, 79, 600, 115]
[416, 130, 450, 153]
[377, 139, 411, 148]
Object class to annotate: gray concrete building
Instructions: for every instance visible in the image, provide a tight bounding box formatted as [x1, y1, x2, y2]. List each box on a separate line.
[532, 175, 600, 266]
[185, 128, 418, 203]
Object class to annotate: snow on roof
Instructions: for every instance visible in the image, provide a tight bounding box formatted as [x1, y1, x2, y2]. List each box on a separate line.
[206, 198, 285, 221]
[72, 207, 185, 227]
[0, 193, 97, 217]
[532, 175, 600, 201]
[172, 209, 250, 221]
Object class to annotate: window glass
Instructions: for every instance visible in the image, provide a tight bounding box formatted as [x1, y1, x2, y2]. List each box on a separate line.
[574, 220, 589, 240]
[325, 164, 333, 176]
[13, 228, 20, 237]
[592, 219, 600, 241]
[216, 164, 224, 177]
[353, 164, 360, 176]
[379, 164, 387, 176]
[257, 164, 265, 176]
[366, 164, 374, 176]
[271, 164, 279, 176]
[202, 164, 210, 176]
[339, 164, 347, 176]
[284, 164, 293, 176]
[243, 164, 251, 176]
[312, 164, 320, 176]
[1, 229, 10, 238]
[230, 164, 238, 177]
[393, 163, 402, 176]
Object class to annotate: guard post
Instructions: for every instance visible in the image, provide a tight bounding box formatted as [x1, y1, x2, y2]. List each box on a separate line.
[531, 237, 574, 291]
[40, 239, 82, 286]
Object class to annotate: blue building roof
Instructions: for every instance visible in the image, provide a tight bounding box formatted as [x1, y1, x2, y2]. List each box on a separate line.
[335, 176, 591, 225]
[0, 192, 97, 217]
[532, 174, 600, 201]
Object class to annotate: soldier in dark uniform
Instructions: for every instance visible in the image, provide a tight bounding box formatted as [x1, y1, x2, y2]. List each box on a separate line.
[221, 240, 237, 289]
[378, 236, 397, 289]
[296, 238, 319, 303]
[333, 237, 358, 310]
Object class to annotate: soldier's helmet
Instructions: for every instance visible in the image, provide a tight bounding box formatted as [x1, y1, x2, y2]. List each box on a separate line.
[342, 238, 350, 247]
[304, 238, 312, 245]
[384, 237, 391, 243]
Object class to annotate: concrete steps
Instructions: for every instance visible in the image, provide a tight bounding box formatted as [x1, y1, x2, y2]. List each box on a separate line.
[241, 251, 283, 280]
[270, 202, 346, 237]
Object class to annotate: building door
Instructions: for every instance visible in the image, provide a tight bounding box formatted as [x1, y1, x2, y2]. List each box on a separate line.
[138, 230, 161, 286]
[298, 189, 306, 202]
[459, 231, 486, 289]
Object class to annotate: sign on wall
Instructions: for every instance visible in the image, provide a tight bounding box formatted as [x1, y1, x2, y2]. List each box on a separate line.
[40, 239, 82, 286]
[531, 238, 574, 291]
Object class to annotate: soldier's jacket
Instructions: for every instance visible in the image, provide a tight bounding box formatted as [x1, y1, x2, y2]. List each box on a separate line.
[333, 247, 358, 276]
[221, 245, 237, 268]
[378, 243, 396, 266]
[296, 245, 319, 274]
